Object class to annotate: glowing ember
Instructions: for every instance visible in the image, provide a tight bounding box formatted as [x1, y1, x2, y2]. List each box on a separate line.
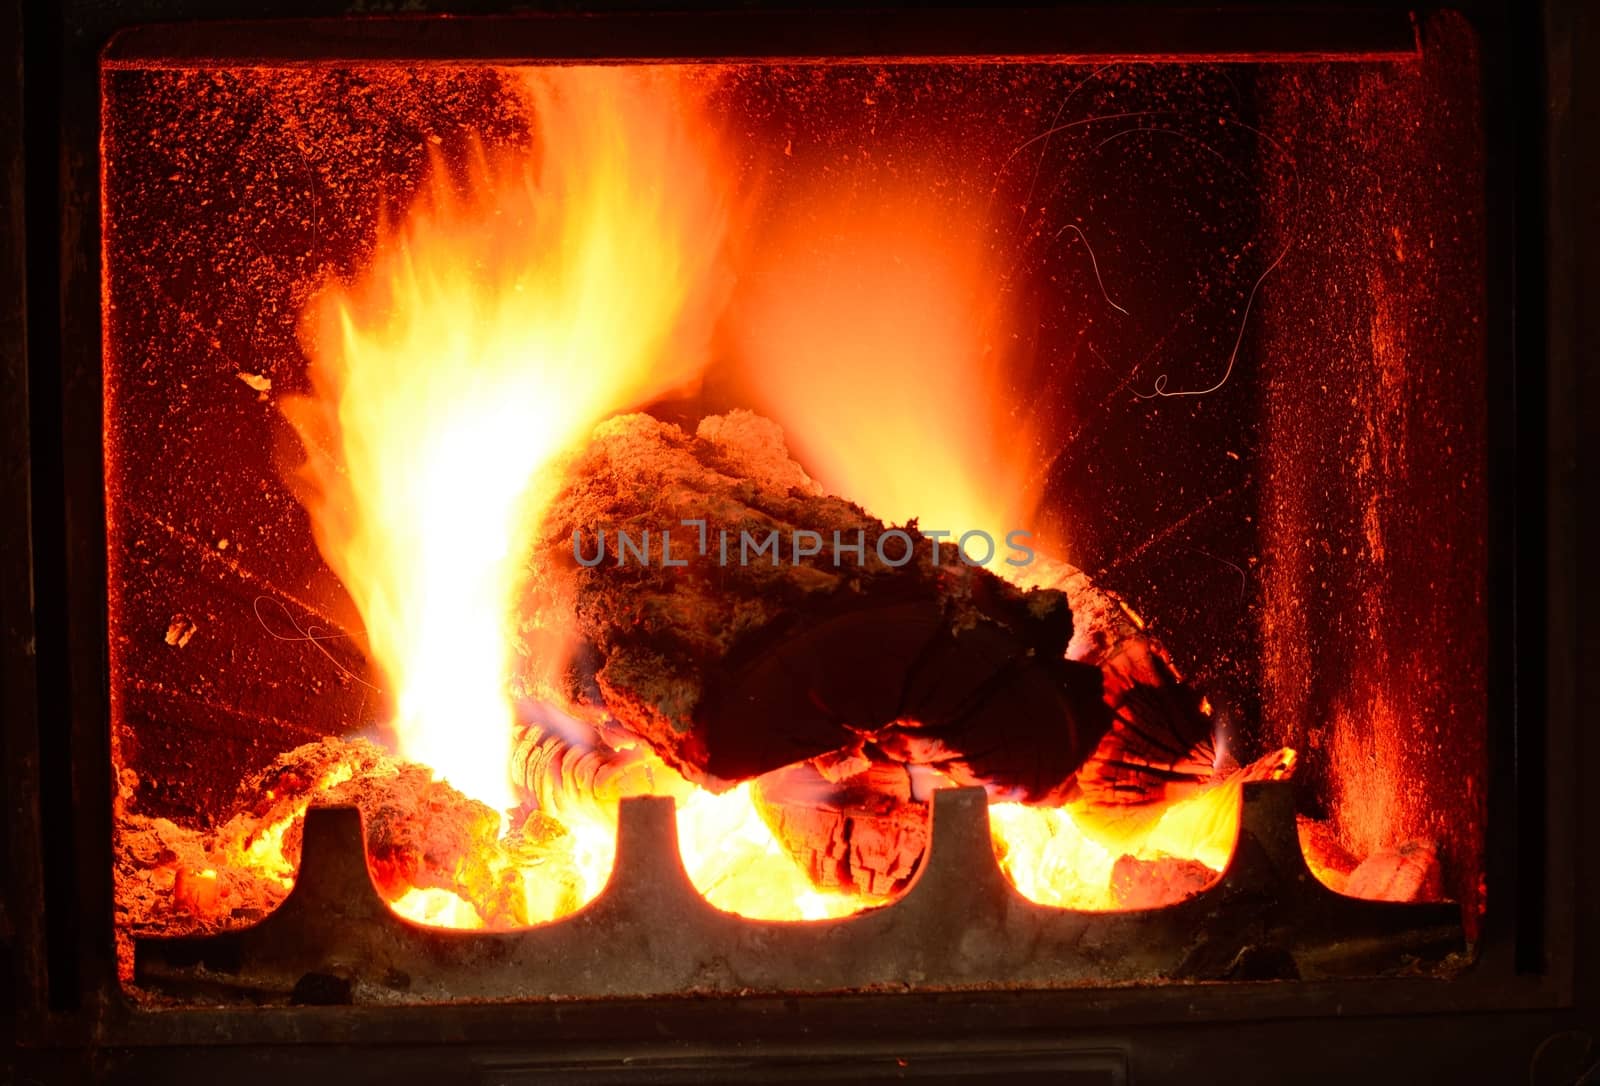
[391, 886, 484, 929]
[992, 749, 1296, 910]
[219, 762, 356, 887]
[677, 784, 868, 921]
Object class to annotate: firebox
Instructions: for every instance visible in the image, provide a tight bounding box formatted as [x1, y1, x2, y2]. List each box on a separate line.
[5, 2, 1596, 1083]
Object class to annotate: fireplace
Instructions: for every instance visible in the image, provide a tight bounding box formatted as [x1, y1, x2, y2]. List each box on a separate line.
[5, 2, 1597, 1083]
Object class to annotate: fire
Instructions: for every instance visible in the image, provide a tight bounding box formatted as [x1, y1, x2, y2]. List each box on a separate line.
[283, 68, 730, 813]
[276, 66, 1278, 930]
[716, 154, 1285, 909]
[391, 886, 484, 929]
[219, 761, 357, 888]
[992, 750, 1296, 909]
[727, 173, 1043, 544]
[676, 784, 866, 921]
[376, 775, 862, 927]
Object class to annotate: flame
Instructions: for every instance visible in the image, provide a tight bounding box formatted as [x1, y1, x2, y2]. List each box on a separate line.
[391, 886, 484, 928]
[282, 68, 861, 927]
[988, 803, 1118, 910]
[727, 172, 1043, 542]
[219, 762, 357, 888]
[677, 783, 866, 921]
[283, 68, 730, 812]
[991, 750, 1295, 910]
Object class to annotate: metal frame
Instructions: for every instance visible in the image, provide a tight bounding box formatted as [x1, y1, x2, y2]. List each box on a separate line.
[4, 1, 1594, 1081]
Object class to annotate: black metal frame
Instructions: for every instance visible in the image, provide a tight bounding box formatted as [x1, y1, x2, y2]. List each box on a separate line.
[3, 2, 1595, 1082]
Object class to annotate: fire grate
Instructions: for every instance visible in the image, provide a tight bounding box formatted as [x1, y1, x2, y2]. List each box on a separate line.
[134, 782, 1465, 1003]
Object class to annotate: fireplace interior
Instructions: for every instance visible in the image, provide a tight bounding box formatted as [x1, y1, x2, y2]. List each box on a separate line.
[100, 17, 1487, 1003]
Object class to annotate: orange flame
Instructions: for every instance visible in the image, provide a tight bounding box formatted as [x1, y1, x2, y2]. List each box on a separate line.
[283, 68, 730, 813]
[727, 173, 1044, 543]
[283, 68, 867, 926]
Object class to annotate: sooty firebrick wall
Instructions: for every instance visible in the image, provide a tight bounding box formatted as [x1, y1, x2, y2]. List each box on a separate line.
[1256, 13, 1488, 929]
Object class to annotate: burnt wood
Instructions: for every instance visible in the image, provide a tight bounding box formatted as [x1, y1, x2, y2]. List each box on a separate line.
[751, 759, 931, 898]
[517, 411, 1112, 802]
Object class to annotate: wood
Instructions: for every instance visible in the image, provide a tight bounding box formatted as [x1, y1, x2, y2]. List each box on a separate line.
[1020, 559, 1220, 821]
[509, 412, 1233, 896]
[517, 410, 1113, 803]
[510, 706, 692, 821]
[750, 761, 929, 898]
[731, 558, 1243, 894]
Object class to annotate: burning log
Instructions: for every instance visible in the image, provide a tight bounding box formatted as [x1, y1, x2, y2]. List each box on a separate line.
[517, 410, 1113, 804]
[1073, 643, 1219, 816]
[737, 562, 1237, 896]
[115, 737, 544, 970]
[507, 411, 1236, 898]
[1018, 559, 1223, 828]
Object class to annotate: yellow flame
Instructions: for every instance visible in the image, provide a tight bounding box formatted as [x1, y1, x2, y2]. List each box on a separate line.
[992, 749, 1296, 909]
[989, 802, 1118, 910]
[677, 783, 866, 921]
[283, 68, 730, 811]
[281, 68, 856, 926]
[988, 779, 1244, 911]
[391, 885, 484, 928]
[219, 762, 355, 888]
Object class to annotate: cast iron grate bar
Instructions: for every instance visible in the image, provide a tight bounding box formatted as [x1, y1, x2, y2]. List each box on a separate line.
[134, 782, 1464, 1003]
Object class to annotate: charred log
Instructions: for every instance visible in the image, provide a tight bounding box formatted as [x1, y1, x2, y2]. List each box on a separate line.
[1073, 643, 1220, 820]
[750, 760, 929, 898]
[1021, 560, 1221, 823]
[509, 705, 691, 819]
[743, 556, 1235, 892]
[517, 410, 1113, 803]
